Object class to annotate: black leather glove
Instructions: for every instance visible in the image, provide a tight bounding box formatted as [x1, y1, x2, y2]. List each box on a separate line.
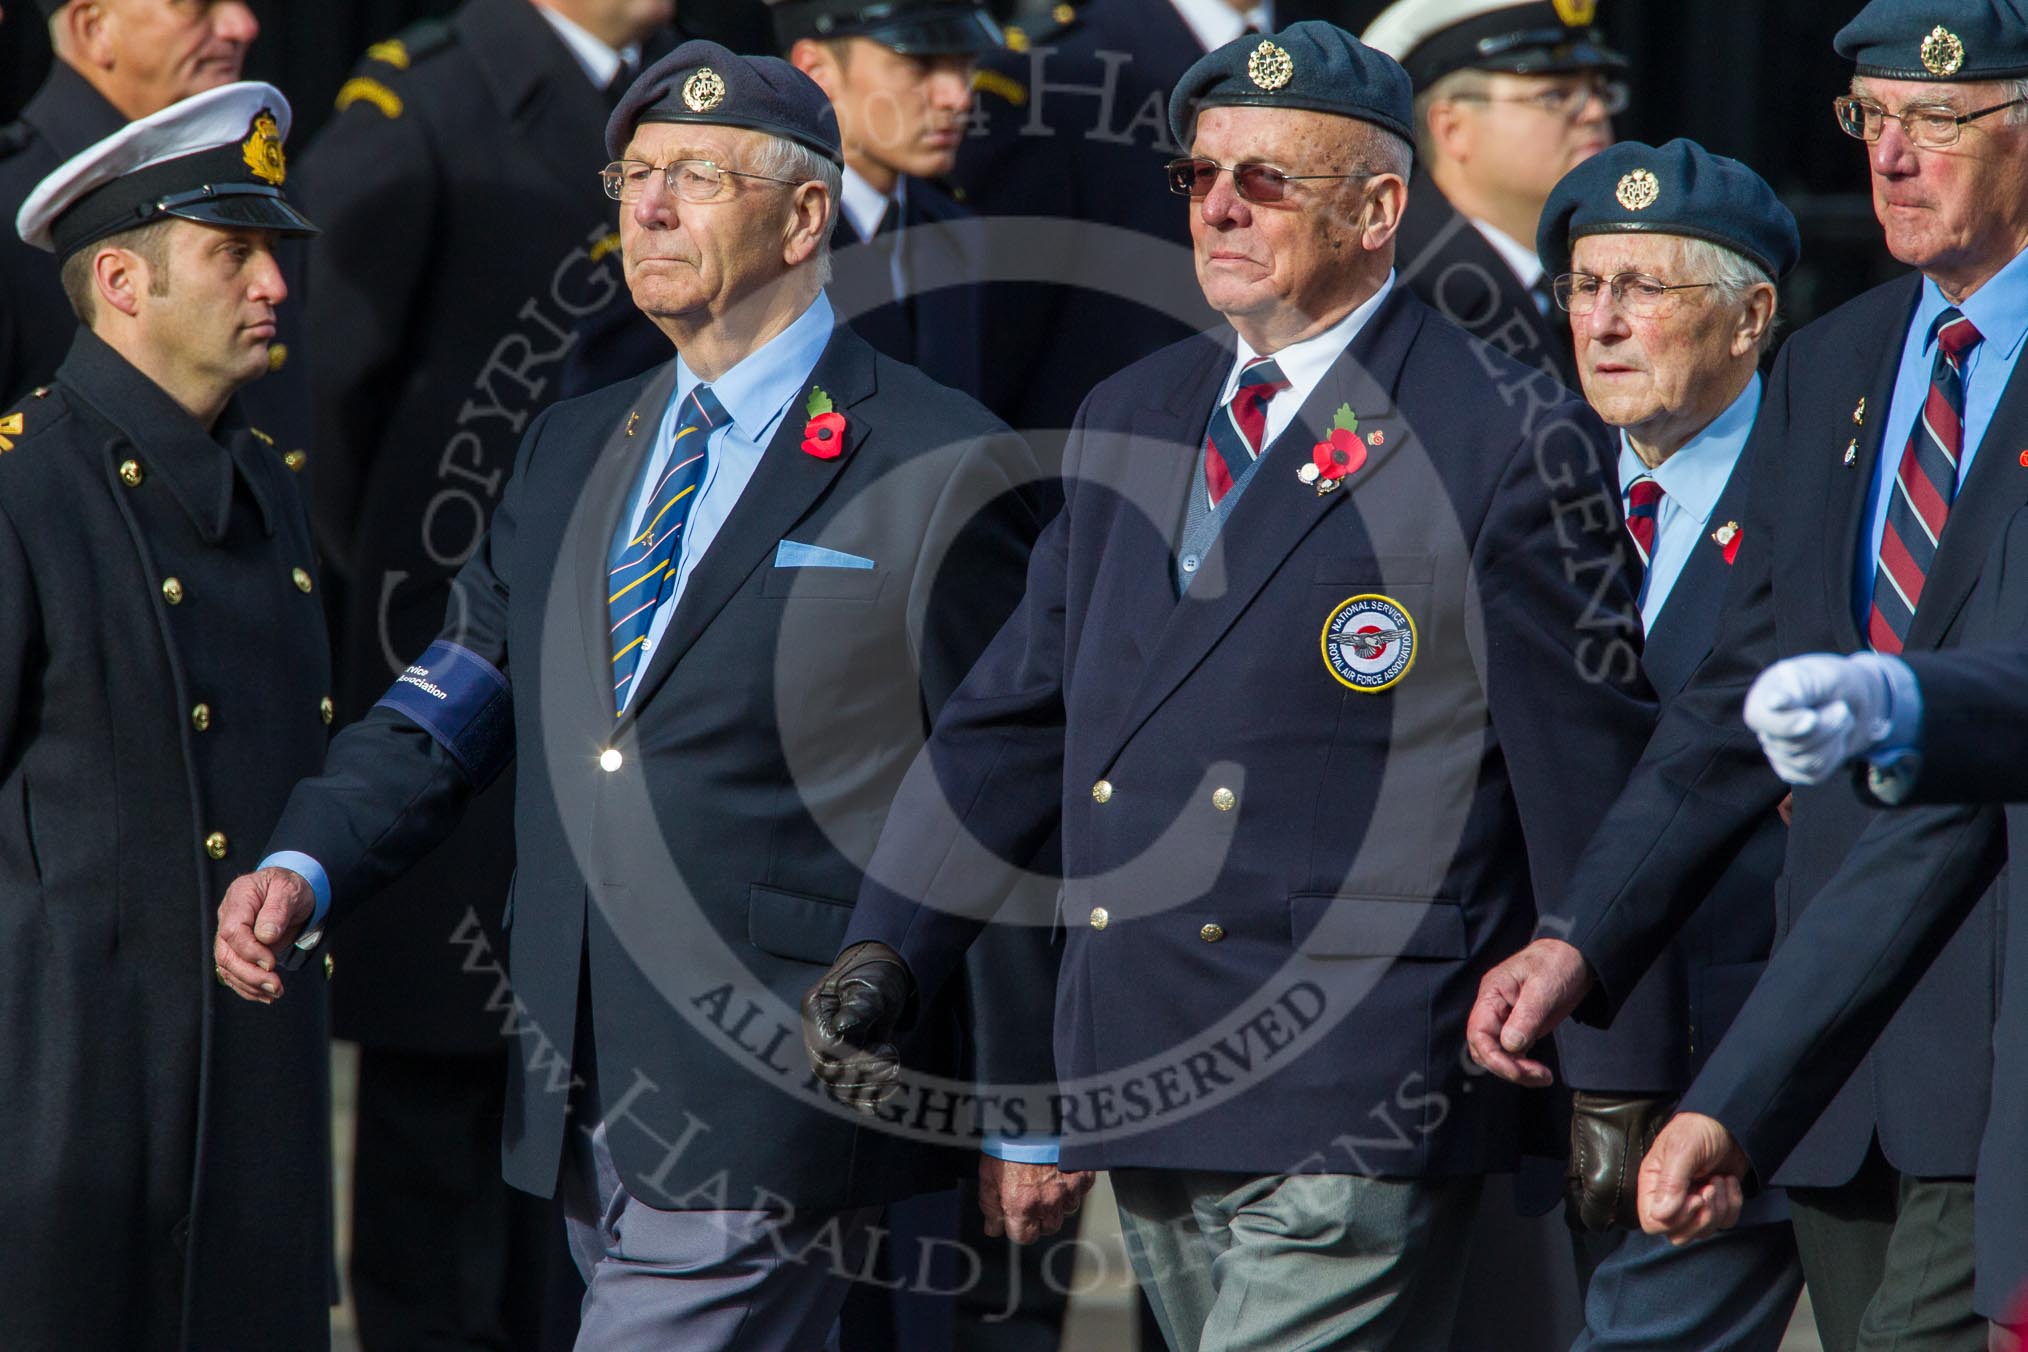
[1567, 1092, 1677, 1232]
[802, 941, 914, 1111]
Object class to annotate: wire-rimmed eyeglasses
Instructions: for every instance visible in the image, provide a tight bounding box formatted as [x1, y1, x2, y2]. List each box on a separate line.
[1832, 94, 2027, 150]
[1552, 271, 1720, 317]
[1165, 158, 1382, 204]
[601, 158, 805, 204]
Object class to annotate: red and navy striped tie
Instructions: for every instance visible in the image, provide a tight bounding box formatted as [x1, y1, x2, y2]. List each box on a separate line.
[1624, 475, 1664, 565]
[1869, 309, 1983, 654]
[609, 383, 724, 710]
[1204, 357, 1290, 508]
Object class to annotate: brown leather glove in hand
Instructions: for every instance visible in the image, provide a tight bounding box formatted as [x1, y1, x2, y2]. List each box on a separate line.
[1567, 1092, 1677, 1232]
[802, 941, 913, 1111]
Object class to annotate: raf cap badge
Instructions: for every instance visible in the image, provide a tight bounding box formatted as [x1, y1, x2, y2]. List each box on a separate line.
[1248, 40, 1294, 92]
[1615, 169, 1660, 212]
[683, 67, 727, 113]
[1921, 25, 1965, 77]
[1322, 594, 1417, 693]
[242, 109, 287, 185]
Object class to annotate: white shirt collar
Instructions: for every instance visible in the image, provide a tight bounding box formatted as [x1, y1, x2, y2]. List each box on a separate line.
[1167, 0, 1274, 53]
[839, 165, 904, 243]
[1470, 217, 1545, 290]
[535, 4, 639, 90]
[1221, 271, 1397, 445]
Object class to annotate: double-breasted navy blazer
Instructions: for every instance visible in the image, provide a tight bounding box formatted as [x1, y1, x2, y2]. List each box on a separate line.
[1682, 504, 2028, 1318]
[1564, 273, 2019, 1188]
[268, 322, 1045, 1211]
[1553, 449, 1786, 1094]
[846, 286, 1656, 1177]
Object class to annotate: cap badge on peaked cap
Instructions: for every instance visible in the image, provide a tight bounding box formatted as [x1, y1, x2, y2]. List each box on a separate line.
[1615, 168, 1659, 211]
[1552, 0, 1599, 25]
[1248, 40, 1294, 91]
[241, 109, 286, 185]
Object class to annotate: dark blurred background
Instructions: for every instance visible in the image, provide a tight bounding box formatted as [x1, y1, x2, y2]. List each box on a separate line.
[0, 0, 1894, 333]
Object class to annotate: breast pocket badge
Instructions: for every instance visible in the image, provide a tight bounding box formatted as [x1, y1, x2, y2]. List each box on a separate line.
[1321, 594, 1417, 693]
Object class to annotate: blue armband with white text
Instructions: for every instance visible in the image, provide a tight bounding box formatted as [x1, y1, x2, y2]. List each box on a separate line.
[372, 640, 514, 785]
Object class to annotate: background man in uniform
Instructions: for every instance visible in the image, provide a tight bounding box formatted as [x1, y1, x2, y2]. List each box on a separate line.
[295, 2, 680, 1346]
[1363, 0, 1626, 388]
[807, 23, 1653, 1351]
[1, 0, 258, 404]
[1469, 2, 2028, 1347]
[0, 81, 331, 1350]
[215, 41, 1048, 1347]
[1537, 137, 1805, 1351]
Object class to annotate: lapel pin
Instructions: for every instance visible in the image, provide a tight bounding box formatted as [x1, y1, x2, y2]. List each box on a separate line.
[1844, 439, 1857, 466]
[1712, 520, 1742, 564]
[1852, 397, 1865, 425]
[2017, 449, 2028, 467]
[625, 411, 640, 437]
[1303, 404, 1365, 496]
[1367, 429, 1384, 447]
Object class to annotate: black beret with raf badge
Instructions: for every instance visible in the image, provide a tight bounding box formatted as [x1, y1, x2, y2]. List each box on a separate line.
[1835, 0, 2028, 79]
[607, 39, 845, 164]
[1168, 20, 1418, 146]
[16, 80, 318, 258]
[1535, 137, 1801, 282]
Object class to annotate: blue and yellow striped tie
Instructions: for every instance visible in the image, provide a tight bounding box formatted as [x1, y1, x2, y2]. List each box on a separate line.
[608, 383, 724, 710]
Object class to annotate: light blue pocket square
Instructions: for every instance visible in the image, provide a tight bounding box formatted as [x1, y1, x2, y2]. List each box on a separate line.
[774, 540, 875, 570]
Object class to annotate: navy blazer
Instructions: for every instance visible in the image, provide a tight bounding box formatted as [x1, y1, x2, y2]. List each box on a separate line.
[1553, 449, 1786, 1094]
[1682, 506, 2028, 1318]
[828, 178, 986, 404]
[1563, 273, 2018, 1186]
[846, 287, 1656, 1177]
[268, 323, 1045, 1211]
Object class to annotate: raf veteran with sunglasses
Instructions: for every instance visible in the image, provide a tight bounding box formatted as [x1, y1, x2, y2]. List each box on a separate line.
[210, 41, 1046, 1349]
[1537, 138, 1807, 1352]
[1471, 1, 2028, 1347]
[804, 21, 1654, 1352]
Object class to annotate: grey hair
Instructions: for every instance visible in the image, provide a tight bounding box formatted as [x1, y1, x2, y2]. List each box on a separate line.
[1412, 68, 1492, 166]
[1675, 236, 1781, 354]
[1363, 125, 1415, 181]
[745, 134, 843, 285]
[1849, 73, 2028, 127]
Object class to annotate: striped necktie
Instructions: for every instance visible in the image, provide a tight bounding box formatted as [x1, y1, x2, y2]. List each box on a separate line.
[608, 383, 725, 710]
[1869, 309, 1983, 654]
[1624, 475, 1664, 565]
[1205, 356, 1290, 508]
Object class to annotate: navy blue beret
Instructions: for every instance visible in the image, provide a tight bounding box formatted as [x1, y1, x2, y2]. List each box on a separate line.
[1836, 0, 2028, 80]
[607, 40, 843, 165]
[1536, 138, 1801, 282]
[1168, 21, 1416, 147]
[769, 0, 1003, 55]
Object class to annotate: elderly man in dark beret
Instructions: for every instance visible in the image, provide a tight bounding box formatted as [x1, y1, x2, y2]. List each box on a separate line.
[805, 20, 1654, 1350]
[1473, 0, 2028, 1346]
[209, 40, 1047, 1347]
[1526, 138, 1809, 1352]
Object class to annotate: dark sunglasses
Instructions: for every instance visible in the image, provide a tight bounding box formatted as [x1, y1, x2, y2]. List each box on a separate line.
[1164, 157, 1380, 204]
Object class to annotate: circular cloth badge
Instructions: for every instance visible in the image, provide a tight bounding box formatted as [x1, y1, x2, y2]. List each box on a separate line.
[1321, 594, 1418, 693]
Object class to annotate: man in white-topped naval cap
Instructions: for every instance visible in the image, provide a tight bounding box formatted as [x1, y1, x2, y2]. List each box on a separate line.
[0, 82, 335, 1351]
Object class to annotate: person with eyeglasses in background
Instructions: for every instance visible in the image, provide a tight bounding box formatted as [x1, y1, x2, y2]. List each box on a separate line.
[1363, 0, 1626, 390]
[1532, 137, 1810, 1352]
[1469, 2, 2028, 1348]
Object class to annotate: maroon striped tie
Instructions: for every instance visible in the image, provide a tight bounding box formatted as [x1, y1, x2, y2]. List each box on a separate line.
[1624, 475, 1664, 565]
[1204, 357, 1290, 507]
[1868, 309, 1982, 654]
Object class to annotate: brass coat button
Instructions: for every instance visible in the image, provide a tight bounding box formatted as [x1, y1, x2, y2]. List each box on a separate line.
[283, 449, 307, 472]
[1092, 779, 1113, 804]
[291, 567, 313, 594]
[1088, 907, 1109, 930]
[191, 703, 212, 732]
[1200, 923, 1225, 943]
[204, 832, 229, 861]
[118, 459, 143, 487]
[161, 577, 184, 605]
[599, 748, 623, 772]
[1211, 787, 1236, 812]
[319, 696, 334, 725]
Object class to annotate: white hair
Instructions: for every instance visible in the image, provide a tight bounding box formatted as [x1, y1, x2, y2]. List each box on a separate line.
[745, 133, 843, 285]
[1675, 236, 1780, 354]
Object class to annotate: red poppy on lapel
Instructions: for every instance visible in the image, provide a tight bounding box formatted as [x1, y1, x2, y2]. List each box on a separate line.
[801, 385, 845, 459]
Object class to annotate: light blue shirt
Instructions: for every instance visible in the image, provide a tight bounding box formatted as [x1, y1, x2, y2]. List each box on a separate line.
[1617, 372, 1760, 632]
[272, 292, 839, 934]
[1854, 245, 2028, 627]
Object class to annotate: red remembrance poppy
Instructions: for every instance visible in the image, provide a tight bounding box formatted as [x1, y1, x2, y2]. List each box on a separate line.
[1311, 427, 1366, 480]
[801, 410, 847, 459]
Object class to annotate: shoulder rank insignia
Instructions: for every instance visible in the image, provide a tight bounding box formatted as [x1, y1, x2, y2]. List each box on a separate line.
[249, 426, 275, 447]
[973, 69, 1027, 106]
[336, 77, 404, 120]
[0, 411, 22, 453]
[367, 38, 410, 69]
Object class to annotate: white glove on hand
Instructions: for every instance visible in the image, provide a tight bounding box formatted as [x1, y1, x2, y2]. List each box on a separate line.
[1744, 653, 1898, 785]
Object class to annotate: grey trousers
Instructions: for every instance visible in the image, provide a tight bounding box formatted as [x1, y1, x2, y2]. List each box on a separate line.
[1112, 1168, 1484, 1352]
[562, 1115, 876, 1352]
